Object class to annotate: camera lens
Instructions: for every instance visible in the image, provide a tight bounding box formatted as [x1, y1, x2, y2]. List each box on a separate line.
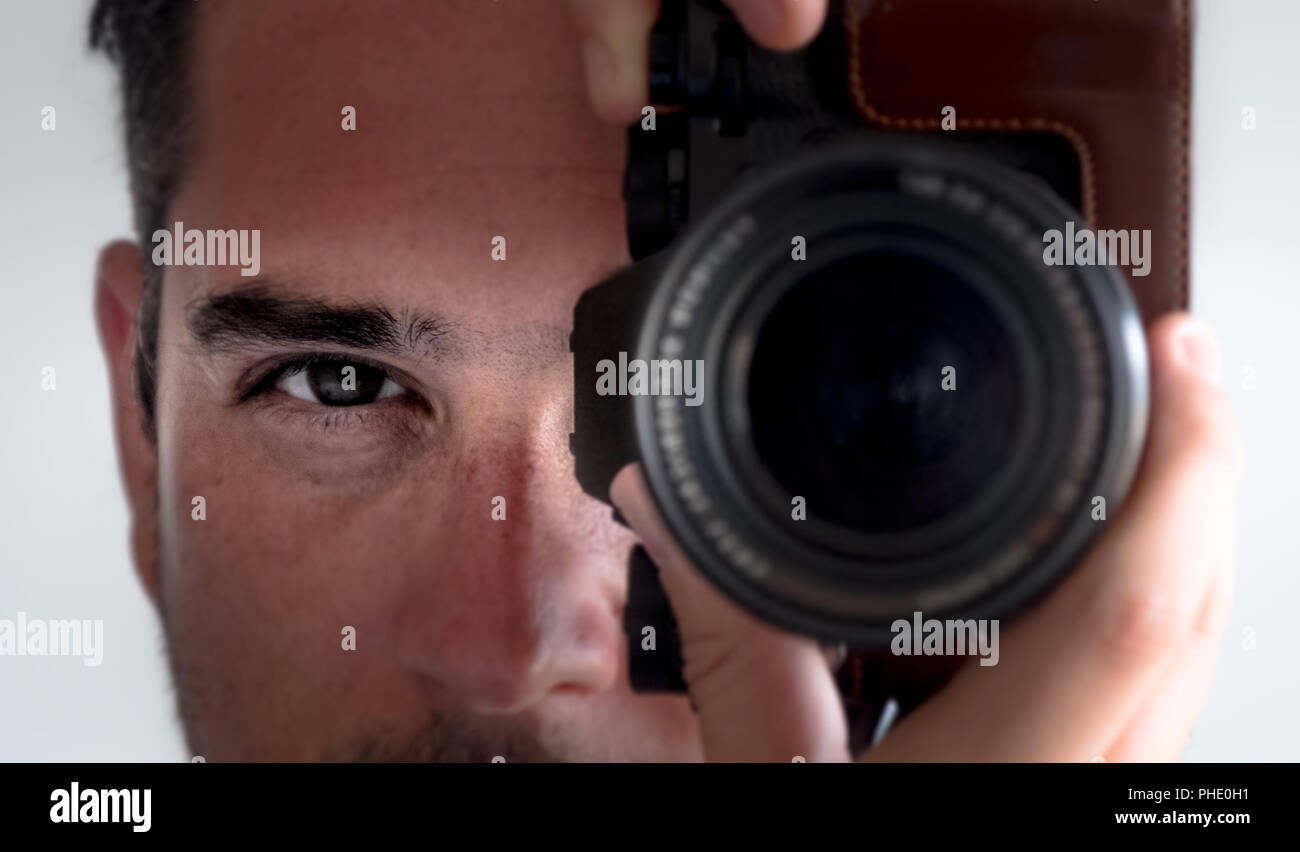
[631, 140, 1147, 645]
[747, 250, 1021, 534]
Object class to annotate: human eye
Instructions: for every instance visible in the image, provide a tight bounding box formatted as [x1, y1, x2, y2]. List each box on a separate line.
[222, 351, 436, 481]
[271, 356, 407, 406]
[236, 353, 429, 443]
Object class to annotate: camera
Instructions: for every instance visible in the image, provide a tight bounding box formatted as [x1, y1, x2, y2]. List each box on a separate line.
[571, 0, 1190, 736]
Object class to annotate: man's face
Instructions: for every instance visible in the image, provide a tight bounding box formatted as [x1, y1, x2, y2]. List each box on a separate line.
[128, 0, 702, 760]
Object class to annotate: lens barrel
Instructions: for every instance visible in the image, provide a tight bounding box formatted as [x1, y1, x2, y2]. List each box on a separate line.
[632, 140, 1147, 646]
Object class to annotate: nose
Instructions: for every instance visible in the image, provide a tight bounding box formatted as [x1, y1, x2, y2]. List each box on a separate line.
[395, 409, 627, 714]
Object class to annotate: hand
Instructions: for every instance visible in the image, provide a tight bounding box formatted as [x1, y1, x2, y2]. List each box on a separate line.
[610, 313, 1244, 761]
[570, 0, 829, 123]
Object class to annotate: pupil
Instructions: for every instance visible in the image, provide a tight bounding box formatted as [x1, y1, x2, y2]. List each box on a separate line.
[305, 361, 386, 406]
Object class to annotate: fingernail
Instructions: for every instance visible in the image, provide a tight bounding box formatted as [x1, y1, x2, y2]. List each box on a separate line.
[582, 37, 616, 103]
[1178, 321, 1224, 389]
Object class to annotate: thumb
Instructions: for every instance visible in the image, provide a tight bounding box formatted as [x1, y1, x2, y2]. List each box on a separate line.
[611, 464, 850, 762]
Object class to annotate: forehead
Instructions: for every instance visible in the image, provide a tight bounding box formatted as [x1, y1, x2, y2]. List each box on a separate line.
[173, 0, 627, 317]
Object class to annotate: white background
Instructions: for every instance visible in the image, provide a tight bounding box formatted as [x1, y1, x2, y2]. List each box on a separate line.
[1, 0, 1296, 761]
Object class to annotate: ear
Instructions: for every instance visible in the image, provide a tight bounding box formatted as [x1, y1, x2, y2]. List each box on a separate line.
[95, 240, 161, 606]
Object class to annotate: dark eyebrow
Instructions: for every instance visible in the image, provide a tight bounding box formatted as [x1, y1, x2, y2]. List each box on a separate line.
[185, 282, 456, 358]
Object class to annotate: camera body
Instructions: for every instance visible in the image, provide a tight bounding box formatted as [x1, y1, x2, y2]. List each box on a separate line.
[571, 0, 1191, 728]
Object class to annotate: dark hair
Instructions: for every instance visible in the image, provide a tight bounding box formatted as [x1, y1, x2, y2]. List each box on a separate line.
[89, 0, 200, 437]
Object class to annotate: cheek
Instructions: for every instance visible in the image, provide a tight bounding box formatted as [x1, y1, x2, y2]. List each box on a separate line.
[154, 407, 450, 657]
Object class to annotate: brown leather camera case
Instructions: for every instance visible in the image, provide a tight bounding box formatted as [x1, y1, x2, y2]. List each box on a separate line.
[844, 0, 1191, 323]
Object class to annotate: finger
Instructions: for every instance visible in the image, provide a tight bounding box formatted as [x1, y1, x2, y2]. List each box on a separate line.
[1102, 536, 1236, 762]
[569, 0, 659, 124]
[722, 0, 828, 50]
[611, 463, 850, 762]
[571, 0, 829, 124]
[865, 313, 1243, 761]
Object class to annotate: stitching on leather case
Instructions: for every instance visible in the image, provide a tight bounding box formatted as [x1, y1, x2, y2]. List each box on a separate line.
[845, 0, 1192, 311]
[844, 0, 1098, 223]
[1173, 0, 1190, 309]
